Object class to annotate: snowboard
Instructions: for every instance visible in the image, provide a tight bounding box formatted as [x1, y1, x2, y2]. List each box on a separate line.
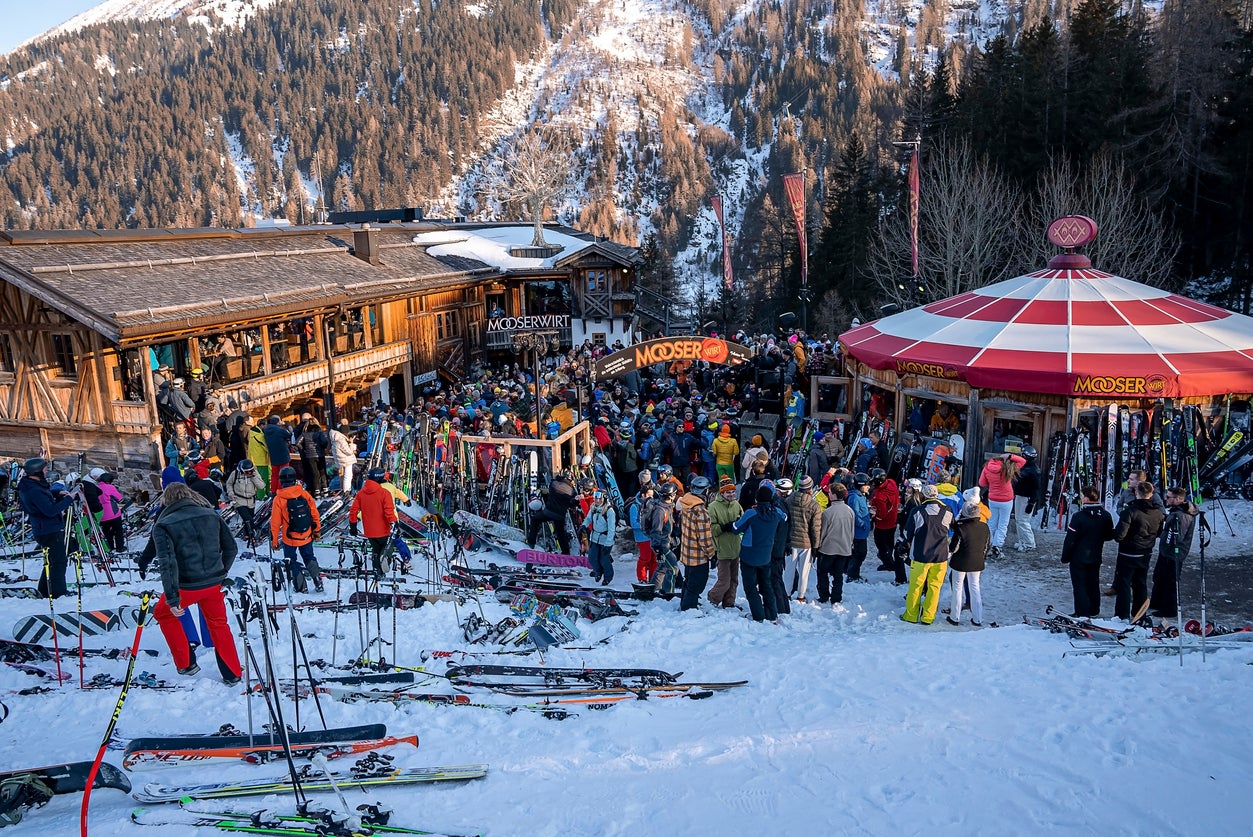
[514, 548, 591, 569]
[0, 760, 131, 795]
[453, 509, 527, 544]
[12, 606, 140, 643]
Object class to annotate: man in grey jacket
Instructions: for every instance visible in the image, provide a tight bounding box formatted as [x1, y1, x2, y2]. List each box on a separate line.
[816, 482, 854, 604]
[151, 483, 241, 683]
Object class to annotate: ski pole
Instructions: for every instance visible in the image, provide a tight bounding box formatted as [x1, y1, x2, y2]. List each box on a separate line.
[80, 591, 152, 837]
[310, 752, 361, 833]
[42, 548, 63, 686]
[75, 552, 84, 689]
[331, 544, 344, 668]
[248, 570, 308, 813]
[1199, 512, 1209, 662]
[279, 565, 327, 729]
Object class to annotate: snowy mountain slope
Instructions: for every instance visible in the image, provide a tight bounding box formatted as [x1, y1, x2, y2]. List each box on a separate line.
[33, 0, 277, 47]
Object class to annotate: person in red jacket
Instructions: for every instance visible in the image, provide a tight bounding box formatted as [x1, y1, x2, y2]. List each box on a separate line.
[869, 468, 899, 572]
[270, 466, 323, 592]
[349, 467, 398, 574]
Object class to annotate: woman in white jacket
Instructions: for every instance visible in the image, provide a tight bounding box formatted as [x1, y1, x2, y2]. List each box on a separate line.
[328, 423, 359, 494]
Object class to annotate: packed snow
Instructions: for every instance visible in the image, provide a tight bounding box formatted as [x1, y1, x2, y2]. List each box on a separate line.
[2, 500, 1250, 835]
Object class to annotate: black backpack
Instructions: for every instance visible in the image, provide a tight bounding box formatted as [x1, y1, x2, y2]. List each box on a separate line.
[286, 494, 313, 534]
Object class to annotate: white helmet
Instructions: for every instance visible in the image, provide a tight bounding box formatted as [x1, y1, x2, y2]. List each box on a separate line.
[64, 471, 81, 485]
[88, 467, 106, 480]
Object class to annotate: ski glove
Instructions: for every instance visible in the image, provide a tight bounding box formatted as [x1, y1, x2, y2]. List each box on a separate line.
[349, 522, 359, 537]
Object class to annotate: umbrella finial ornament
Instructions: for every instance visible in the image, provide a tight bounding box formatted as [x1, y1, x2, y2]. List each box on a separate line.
[1047, 215, 1098, 268]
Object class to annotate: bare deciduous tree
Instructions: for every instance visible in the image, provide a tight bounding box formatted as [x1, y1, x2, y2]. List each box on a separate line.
[1024, 154, 1179, 286]
[868, 140, 1022, 309]
[492, 129, 572, 247]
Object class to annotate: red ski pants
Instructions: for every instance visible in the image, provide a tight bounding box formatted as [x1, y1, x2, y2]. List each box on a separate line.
[154, 585, 241, 677]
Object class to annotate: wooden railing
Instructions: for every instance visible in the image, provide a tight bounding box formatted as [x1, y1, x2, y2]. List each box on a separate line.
[226, 341, 411, 407]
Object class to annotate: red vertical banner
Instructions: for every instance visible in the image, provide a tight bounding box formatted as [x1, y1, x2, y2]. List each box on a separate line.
[908, 150, 920, 277]
[711, 195, 733, 292]
[782, 172, 807, 289]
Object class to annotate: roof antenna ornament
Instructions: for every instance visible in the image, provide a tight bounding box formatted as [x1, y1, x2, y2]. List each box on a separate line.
[1046, 216, 1098, 269]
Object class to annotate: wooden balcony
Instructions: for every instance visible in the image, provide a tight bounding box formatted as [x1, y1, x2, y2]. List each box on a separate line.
[226, 341, 411, 409]
[485, 326, 572, 350]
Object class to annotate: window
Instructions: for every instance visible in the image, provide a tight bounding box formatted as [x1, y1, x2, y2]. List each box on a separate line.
[585, 270, 607, 293]
[435, 310, 461, 341]
[51, 333, 77, 377]
[0, 334, 12, 373]
[118, 349, 146, 402]
[592, 332, 607, 347]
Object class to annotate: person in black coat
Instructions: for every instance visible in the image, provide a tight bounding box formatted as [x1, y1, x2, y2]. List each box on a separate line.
[947, 502, 991, 626]
[1112, 481, 1166, 620]
[296, 417, 329, 497]
[1011, 446, 1041, 551]
[16, 458, 78, 598]
[151, 483, 241, 682]
[1061, 486, 1115, 617]
[262, 416, 293, 492]
[527, 471, 576, 555]
[1149, 486, 1201, 618]
[184, 469, 222, 508]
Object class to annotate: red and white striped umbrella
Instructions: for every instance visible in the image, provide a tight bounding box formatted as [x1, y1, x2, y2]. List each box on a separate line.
[839, 265, 1253, 399]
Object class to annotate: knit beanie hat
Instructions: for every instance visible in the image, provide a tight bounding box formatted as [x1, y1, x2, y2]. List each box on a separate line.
[921, 484, 939, 500]
[959, 502, 982, 520]
[751, 434, 763, 446]
[160, 464, 186, 488]
[719, 424, 731, 437]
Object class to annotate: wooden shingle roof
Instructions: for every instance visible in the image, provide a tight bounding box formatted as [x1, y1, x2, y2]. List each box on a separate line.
[0, 225, 496, 342]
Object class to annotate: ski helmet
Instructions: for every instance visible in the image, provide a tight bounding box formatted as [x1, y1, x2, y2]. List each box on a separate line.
[22, 457, 48, 476]
[870, 468, 887, 484]
[659, 482, 678, 498]
[528, 496, 544, 511]
[853, 472, 871, 487]
[1022, 445, 1037, 459]
[690, 476, 711, 495]
[659, 464, 673, 476]
[775, 478, 793, 495]
[238, 459, 255, 474]
[278, 466, 298, 486]
[366, 467, 386, 483]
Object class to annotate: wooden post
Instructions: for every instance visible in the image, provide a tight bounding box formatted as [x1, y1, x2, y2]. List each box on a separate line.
[963, 387, 981, 490]
[140, 345, 165, 469]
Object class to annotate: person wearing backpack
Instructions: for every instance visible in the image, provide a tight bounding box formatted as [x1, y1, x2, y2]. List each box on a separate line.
[270, 466, 323, 592]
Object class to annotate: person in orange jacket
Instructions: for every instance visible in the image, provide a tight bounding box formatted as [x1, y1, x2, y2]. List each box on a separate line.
[270, 466, 323, 592]
[349, 467, 398, 574]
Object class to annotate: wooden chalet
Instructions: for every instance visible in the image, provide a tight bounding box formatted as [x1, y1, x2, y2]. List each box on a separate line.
[0, 220, 642, 470]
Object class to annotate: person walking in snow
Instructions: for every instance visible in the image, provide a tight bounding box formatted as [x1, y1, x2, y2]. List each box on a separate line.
[979, 452, 1025, 558]
[816, 481, 854, 605]
[151, 482, 242, 683]
[270, 466, 323, 592]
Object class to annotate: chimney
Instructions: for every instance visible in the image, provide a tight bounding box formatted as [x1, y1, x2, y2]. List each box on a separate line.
[352, 223, 381, 265]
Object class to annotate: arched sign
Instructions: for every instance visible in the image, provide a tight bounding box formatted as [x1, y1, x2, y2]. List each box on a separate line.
[592, 336, 753, 380]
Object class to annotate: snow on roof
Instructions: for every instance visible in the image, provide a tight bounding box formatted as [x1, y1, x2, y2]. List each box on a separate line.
[411, 225, 595, 270]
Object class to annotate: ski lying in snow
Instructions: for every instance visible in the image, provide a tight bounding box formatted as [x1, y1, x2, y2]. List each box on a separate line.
[133, 761, 487, 803]
[495, 680, 748, 697]
[443, 664, 678, 685]
[1023, 614, 1132, 641]
[131, 805, 473, 835]
[123, 723, 395, 768]
[300, 687, 574, 717]
[1184, 619, 1253, 637]
[123, 735, 418, 769]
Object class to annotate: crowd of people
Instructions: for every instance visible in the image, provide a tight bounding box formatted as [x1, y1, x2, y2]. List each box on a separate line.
[10, 330, 1211, 690]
